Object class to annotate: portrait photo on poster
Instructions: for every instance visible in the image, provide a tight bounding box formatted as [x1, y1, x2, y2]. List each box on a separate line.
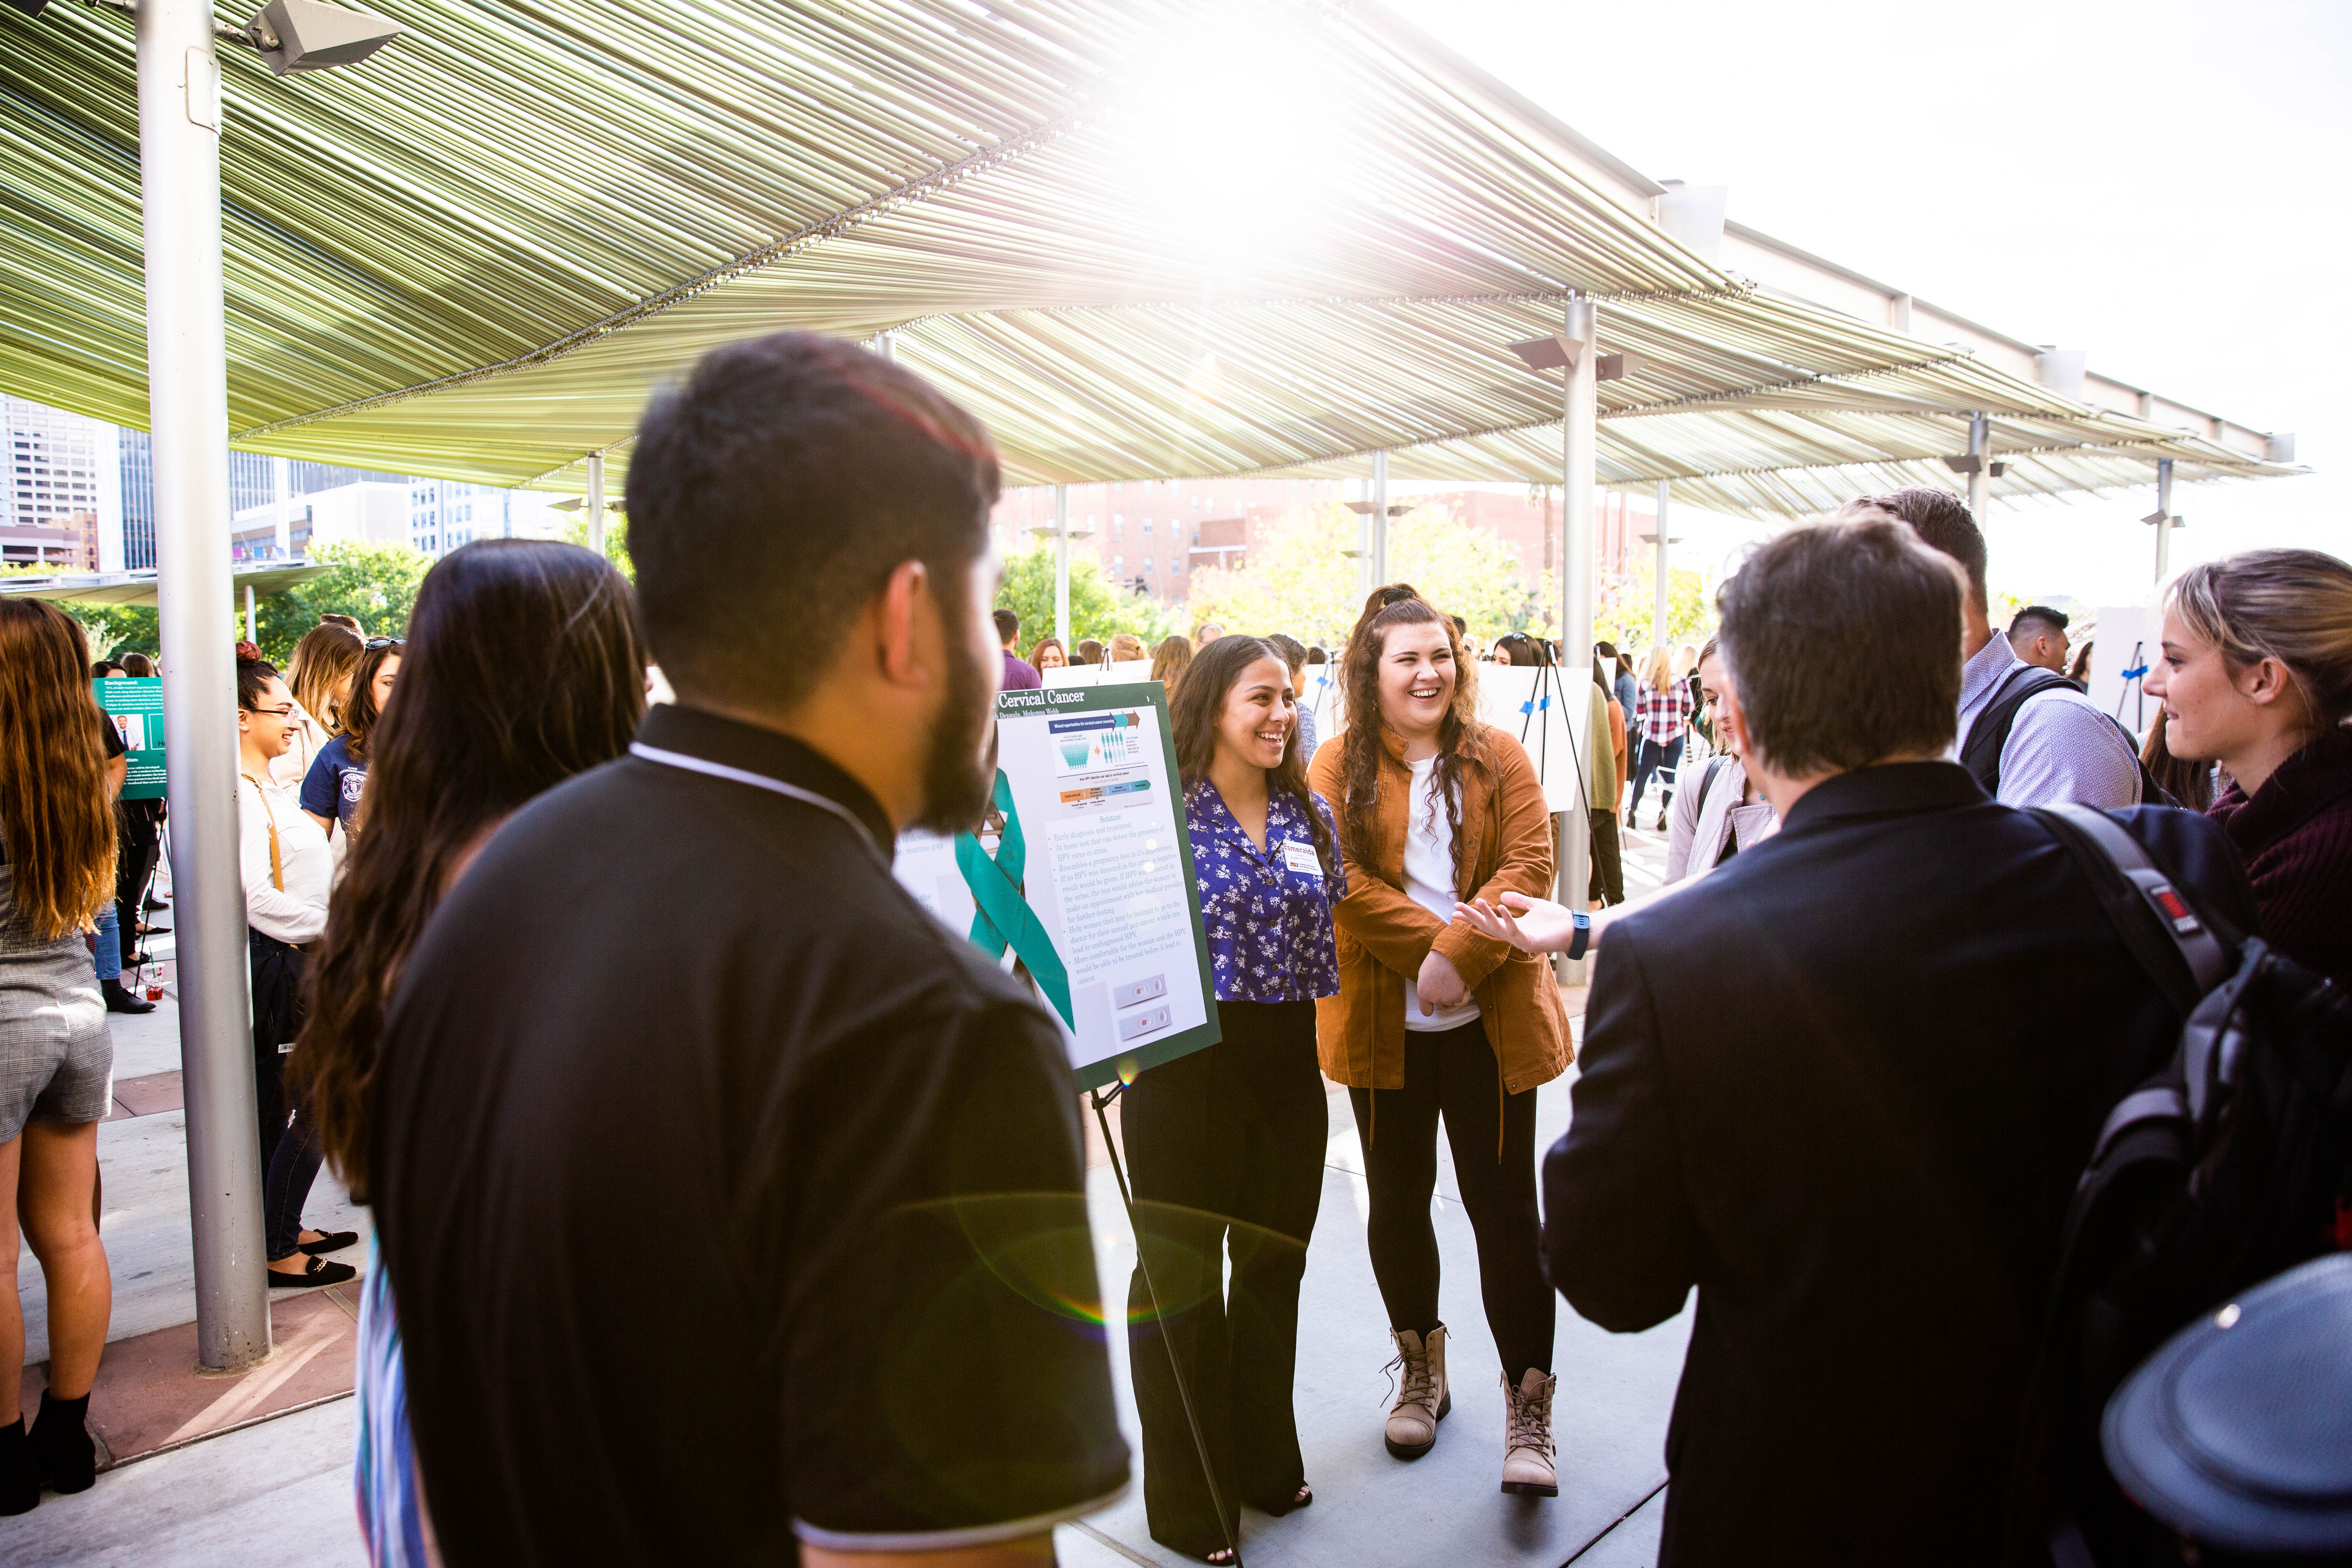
[895, 681, 1221, 1089]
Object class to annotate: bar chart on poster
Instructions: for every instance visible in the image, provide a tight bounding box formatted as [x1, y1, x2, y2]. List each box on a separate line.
[895, 682, 1219, 1089]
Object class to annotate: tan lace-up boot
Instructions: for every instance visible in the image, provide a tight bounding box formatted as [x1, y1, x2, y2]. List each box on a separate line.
[1382, 1325, 1450, 1459]
[1500, 1368, 1558, 1496]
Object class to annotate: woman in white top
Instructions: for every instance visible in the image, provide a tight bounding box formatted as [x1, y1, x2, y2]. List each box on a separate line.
[237, 655, 357, 1289]
[1664, 637, 1777, 884]
[272, 622, 364, 791]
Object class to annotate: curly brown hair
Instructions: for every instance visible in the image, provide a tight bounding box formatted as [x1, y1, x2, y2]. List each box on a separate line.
[1334, 584, 1483, 869]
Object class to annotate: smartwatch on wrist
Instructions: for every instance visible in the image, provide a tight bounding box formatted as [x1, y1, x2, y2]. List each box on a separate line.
[1567, 910, 1592, 961]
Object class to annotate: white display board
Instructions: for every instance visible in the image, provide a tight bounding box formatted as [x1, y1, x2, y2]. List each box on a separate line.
[1476, 663, 1593, 813]
[2085, 605, 2155, 743]
[894, 682, 1219, 1089]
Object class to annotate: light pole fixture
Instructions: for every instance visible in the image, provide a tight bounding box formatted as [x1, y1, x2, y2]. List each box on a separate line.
[245, 0, 406, 75]
[1507, 335, 1643, 384]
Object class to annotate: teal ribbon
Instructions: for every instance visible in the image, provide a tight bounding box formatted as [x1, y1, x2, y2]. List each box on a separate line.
[956, 769, 1075, 1029]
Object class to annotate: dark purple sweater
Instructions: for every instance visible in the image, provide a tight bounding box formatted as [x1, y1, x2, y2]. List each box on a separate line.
[2208, 728, 2352, 989]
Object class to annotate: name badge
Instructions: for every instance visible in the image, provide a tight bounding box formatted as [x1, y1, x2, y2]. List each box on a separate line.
[1283, 838, 1322, 877]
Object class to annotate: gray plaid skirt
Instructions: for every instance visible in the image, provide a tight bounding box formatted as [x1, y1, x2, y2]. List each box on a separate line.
[0, 864, 114, 1142]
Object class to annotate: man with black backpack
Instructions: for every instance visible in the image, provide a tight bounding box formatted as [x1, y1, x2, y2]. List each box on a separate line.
[1851, 490, 2145, 808]
[1539, 516, 2259, 1567]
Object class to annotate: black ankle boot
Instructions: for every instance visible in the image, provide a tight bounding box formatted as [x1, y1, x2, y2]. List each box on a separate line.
[0, 1418, 37, 1515]
[30, 1391, 96, 1494]
[102, 978, 156, 1015]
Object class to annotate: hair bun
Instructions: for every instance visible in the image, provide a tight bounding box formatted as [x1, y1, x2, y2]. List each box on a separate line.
[234, 641, 263, 662]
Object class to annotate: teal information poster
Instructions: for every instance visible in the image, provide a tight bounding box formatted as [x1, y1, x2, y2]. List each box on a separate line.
[895, 681, 1221, 1090]
[93, 677, 167, 801]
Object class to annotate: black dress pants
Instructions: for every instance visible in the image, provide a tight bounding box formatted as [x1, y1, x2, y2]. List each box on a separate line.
[1348, 1019, 1554, 1382]
[1123, 1000, 1326, 1557]
[1588, 808, 1624, 905]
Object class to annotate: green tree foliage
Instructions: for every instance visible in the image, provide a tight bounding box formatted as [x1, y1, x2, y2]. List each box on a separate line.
[995, 543, 1180, 651]
[0, 566, 160, 662]
[562, 510, 633, 581]
[250, 540, 432, 661]
[1594, 560, 1712, 652]
[1183, 501, 1539, 648]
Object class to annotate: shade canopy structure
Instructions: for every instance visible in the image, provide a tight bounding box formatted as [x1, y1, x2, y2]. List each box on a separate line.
[0, 561, 326, 607]
[1, 0, 2299, 518]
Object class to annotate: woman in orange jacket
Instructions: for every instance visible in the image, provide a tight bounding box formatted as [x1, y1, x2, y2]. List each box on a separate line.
[1306, 585, 1573, 1499]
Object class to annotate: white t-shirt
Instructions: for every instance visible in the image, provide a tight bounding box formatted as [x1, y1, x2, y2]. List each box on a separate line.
[1402, 755, 1481, 1032]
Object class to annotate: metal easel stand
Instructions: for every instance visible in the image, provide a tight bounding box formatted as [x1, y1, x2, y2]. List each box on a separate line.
[1087, 1082, 1246, 1568]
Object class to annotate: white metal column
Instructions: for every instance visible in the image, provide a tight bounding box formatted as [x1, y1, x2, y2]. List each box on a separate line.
[586, 452, 606, 558]
[1650, 478, 1671, 644]
[2153, 458, 2176, 585]
[243, 583, 256, 644]
[1370, 450, 1390, 589]
[1053, 484, 1071, 646]
[1966, 413, 1989, 519]
[1557, 299, 1597, 962]
[142, 0, 270, 1372]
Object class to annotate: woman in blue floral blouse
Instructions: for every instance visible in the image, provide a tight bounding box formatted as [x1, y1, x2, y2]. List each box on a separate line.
[1124, 634, 1344, 1563]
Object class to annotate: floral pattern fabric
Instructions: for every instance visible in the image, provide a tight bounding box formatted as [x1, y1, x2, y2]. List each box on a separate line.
[1185, 780, 1344, 1004]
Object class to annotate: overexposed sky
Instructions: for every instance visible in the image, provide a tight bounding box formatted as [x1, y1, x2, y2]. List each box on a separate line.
[1383, 0, 2352, 610]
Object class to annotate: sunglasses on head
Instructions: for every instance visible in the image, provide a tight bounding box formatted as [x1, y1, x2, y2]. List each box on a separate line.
[365, 637, 404, 650]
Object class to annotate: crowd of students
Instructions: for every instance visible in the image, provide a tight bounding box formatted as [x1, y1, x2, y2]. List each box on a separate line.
[0, 331, 2346, 1566]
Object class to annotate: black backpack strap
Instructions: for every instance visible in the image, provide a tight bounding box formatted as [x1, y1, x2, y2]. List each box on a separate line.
[1961, 666, 2082, 795]
[2030, 804, 2232, 1015]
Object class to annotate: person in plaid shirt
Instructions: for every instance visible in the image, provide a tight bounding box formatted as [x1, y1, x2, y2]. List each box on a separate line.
[1627, 645, 1694, 830]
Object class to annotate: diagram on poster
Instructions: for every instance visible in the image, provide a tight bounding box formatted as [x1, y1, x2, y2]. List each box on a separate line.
[893, 682, 1219, 1089]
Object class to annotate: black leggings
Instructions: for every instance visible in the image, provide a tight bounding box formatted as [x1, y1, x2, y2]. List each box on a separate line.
[1123, 1000, 1327, 1557]
[1348, 1019, 1553, 1382]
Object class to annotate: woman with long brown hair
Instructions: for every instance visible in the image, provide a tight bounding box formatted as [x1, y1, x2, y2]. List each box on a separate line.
[0, 600, 119, 1513]
[1307, 584, 1570, 1499]
[1123, 635, 1341, 1562]
[300, 635, 401, 842]
[1151, 633, 1194, 697]
[288, 539, 644, 1568]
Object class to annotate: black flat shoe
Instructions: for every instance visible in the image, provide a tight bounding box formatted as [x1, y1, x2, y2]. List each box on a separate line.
[102, 980, 156, 1015]
[1253, 1481, 1312, 1516]
[29, 1392, 95, 1496]
[297, 1230, 360, 1256]
[267, 1255, 358, 1289]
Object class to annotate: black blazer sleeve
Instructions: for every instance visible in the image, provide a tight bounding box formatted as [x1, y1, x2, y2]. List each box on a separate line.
[1542, 927, 1701, 1332]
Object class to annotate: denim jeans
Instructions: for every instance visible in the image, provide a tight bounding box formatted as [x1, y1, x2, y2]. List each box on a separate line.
[1628, 733, 1685, 819]
[265, 1110, 325, 1261]
[92, 904, 121, 983]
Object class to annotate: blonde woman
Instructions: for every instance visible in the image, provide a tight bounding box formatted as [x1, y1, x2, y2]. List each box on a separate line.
[1626, 644, 1694, 831]
[1108, 632, 1148, 664]
[2143, 548, 2352, 988]
[275, 621, 364, 790]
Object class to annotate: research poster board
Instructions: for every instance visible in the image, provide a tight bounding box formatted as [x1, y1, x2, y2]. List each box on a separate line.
[895, 681, 1220, 1090]
[93, 677, 166, 801]
[1476, 664, 1590, 813]
[2086, 605, 2155, 742]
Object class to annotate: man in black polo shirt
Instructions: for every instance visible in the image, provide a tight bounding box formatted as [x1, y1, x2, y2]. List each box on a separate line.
[372, 333, 1129, 1565]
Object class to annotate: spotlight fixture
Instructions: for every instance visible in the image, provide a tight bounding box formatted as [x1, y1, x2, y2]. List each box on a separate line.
[1940, 455, 2008, 478]
[245, 0, 407, 76]
[1506, 337, 1643, 382]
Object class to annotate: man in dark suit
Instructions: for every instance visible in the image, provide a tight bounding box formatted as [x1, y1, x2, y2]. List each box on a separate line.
[1541, 517, 2255, 1566]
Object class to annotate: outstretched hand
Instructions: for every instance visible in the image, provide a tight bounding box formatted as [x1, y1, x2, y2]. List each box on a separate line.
[1454, 891, 1581, 955]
